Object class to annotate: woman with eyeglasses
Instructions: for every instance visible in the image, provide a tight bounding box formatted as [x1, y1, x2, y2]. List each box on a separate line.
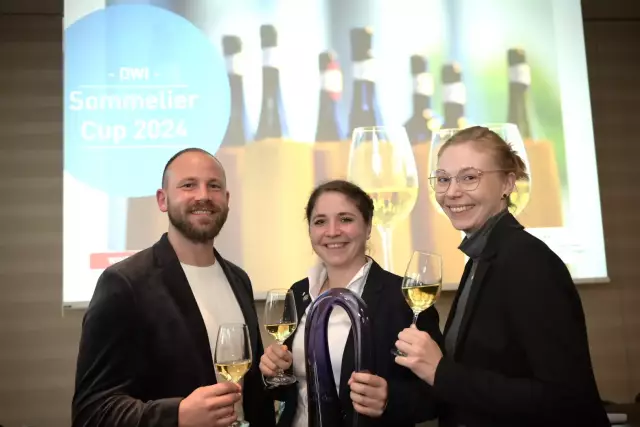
[394, 126, 608, 427]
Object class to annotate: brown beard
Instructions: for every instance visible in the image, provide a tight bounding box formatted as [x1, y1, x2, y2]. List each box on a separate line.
[167, 199, 229, 244]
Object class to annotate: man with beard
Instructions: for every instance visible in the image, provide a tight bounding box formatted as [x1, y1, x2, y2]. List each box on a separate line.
[72, 148, 275, 427]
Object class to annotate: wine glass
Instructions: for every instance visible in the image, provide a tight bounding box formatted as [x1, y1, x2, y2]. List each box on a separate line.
[214, 323, 252, 427]
[263, 289, 298, 386]
[348, 126, 419, 273]
[392, 251, 442, 357]
[428, 124, 531, 217]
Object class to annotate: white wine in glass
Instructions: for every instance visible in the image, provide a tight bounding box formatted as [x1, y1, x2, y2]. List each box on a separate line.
[214, 323, 252, 427]
[393, 251, 442, 357]
[263, 289, 298, 386]
[348, 126, 419, 272]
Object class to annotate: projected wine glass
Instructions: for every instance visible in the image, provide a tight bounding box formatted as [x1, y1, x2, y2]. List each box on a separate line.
[348, 126, 419, 272]
[214, 323, 252, 427]
[392, 251, 442, 357]
[428, 124, 531, 217]
[487, 123, 532, 216]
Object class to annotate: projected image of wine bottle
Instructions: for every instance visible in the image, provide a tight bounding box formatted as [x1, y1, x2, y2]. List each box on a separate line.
[425, 62, 470, 288]
[506, 47, 563, 227]
[405, 54, 439, 262]
[242, 24, 314, 294]
[255, 25, 287, 141]
[442, 62, 468, 130]
[316, 51, 343, 142]
[347, 28, 417, 274]
[214, 34, 250, 266]
[312, 50, 351, 185]
[405, 55, 437, 145]
[221, 35, 249, 147]
[348, 27, 381, 134]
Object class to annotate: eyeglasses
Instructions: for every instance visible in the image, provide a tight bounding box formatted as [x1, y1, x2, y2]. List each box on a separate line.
[428, 168, 506, 193]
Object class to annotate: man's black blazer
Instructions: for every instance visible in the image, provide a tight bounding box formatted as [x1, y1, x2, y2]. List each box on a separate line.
[271, 260, 442, 427]
[71, 233, 275, 427]
[433, 213, 609, 427]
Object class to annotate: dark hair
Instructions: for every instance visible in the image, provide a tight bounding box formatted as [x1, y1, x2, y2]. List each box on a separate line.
[161, 147, 222, 188]
[438, 126, 529, 208]
[305, 180, 374, 225]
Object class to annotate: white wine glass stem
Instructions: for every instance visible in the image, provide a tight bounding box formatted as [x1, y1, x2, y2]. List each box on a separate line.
[378, 225, 393, 272]
[274, 339, 286, 378]
[412, 312, 419, 326]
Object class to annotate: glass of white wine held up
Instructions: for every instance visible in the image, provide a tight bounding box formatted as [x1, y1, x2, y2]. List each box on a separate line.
[214, 323, 252, 427]
[348, 126, 419, 273]
[392, 251, 442, 357]
[263, 289, 298, 386]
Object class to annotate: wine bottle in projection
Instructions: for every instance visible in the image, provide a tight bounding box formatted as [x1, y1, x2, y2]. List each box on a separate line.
[214, 35, 250, 266]
[442, 62, 469, 129]
[242, 24, 314, 293]
[405, 55, 438, 145]
[312, 50, 350, 185]
[221, 35, 250, 147]
[348, 27, 381, 133]
[254, 25, 288, 140]
[405, 55, 439, 265]
[428, 62, 469, 288]
[507, 47, 563, 228]
[347, 27, 413, 275]
[316, 51, 343, 142]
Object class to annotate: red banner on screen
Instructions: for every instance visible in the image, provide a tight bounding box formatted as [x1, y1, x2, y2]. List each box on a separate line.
[90, 251, 139, 269]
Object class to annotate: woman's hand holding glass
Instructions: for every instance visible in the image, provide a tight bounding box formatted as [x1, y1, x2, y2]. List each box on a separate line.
[391, 251, 442, 357]
[262, 289, 298, 386]
[394, 324, 443, 386]
[259, 343, 293, 377]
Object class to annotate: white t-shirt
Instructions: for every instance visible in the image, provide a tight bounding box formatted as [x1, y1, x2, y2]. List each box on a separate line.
[290, 258, 373, 427]
[180, 260, 246, 357]
[181, 259, 247, 418]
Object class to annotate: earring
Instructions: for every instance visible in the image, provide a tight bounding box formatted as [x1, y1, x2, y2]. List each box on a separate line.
[502, 194, 507, 199]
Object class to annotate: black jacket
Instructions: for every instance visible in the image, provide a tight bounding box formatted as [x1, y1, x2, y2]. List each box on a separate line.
[72, 233, 275, 427]
[434, 213, 609, 427]
[271, 260, 443, 427]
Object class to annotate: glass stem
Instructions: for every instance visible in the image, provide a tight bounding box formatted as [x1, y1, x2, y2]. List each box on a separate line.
[276, 340, 285, 377]
[412, 312, 419, 326]
[378, 225, 393, 272]
[232, 385, 243, 427]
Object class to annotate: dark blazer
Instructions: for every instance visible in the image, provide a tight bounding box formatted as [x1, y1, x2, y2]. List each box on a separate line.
[71, 233, 275, 427]
[433, 213, 609, 427]
[271, 260, 443, 427]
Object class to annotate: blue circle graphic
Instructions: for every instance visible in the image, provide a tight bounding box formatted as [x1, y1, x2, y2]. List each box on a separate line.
[64, 4, 231, 198]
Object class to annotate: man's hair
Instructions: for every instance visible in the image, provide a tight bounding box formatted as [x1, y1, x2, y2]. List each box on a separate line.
[161, 147, 223, 189]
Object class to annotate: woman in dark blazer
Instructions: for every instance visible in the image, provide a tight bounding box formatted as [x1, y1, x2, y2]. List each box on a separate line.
[394, 126, 609, 427]
[259, 179, 443, 427]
